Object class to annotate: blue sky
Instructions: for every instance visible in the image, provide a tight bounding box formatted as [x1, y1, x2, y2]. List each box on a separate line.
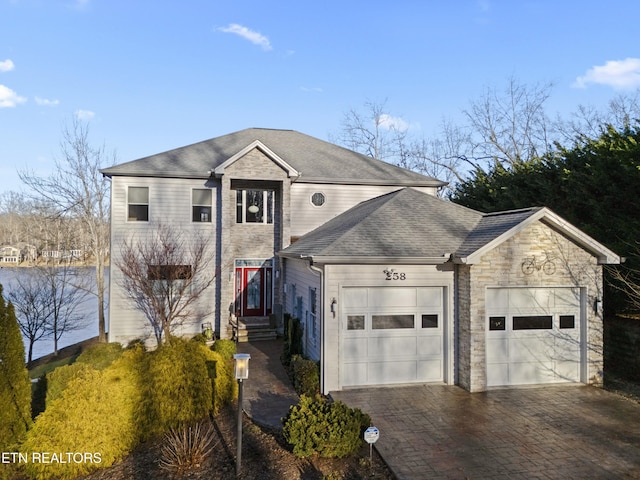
[2, 0, 640, 195]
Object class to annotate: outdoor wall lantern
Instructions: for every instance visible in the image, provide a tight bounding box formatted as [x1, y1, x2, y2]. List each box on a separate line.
[594, 298, 602, 314]
[330, 298, 337, 318]
[233, 353, 251, 477]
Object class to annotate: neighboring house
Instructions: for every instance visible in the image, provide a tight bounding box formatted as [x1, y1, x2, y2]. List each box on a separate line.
[0, 245, 21, 263]
[102, 128, 620, 393]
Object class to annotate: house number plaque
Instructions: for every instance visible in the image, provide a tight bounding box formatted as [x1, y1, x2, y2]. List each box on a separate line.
[383, 268, 406, 281]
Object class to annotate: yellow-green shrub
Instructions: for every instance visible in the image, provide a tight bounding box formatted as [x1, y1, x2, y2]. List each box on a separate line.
[44, 362, 94, 408]
[21, 347, 145, 479]
[75, 342, 124, 370]
[211, 338, 236, 359]
[199, 345, 237, 415]
[290, 355, 320, 397]
[140, 339, 213, 438]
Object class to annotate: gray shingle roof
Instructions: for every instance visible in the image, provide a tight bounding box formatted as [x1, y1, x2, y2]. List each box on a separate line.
[280, 188, 485, 259]
[280, 188, 545, 262]
[101, 128, 445, 187]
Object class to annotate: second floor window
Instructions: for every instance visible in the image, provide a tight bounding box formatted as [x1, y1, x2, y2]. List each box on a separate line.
[128, 186, 149, 222]
[192, 189, 212, 222]
[236, 189, 274, 224]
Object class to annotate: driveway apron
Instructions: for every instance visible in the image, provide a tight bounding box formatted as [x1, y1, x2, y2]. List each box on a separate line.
[332, 384, 640, 479]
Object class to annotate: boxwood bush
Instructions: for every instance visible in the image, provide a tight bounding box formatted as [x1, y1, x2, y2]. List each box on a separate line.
[283, 394, 371, 458]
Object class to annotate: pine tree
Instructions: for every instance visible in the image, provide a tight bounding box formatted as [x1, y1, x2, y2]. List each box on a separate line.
[0, 283, 32, 449]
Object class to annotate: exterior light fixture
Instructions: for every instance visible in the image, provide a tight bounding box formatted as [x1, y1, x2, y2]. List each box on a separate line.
[233, 353, 251, 477]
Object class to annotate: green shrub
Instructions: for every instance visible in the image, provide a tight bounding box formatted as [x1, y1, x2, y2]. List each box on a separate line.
[21, 347, 145, 479]
[44, 362, 94, 408]
[0, 285, 32, 450]
[140, 338, 213, 437]
[200, 345, 237, 415]
[212, 338, 237, 359]
[283, 395, 371, 459]
[290, 355, 320, 397]
[75, 342, 124, 370]
[282, 315, 303, 366]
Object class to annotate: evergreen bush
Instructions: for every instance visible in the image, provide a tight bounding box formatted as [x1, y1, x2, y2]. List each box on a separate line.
[75, 342, 124, 370]
[0, 284, 32, 451]
[199, 345, 237, 415]
[283, 395, 371, 458]
[140, 338, 213, 437]
[44, 362, 94, 408]
[21, 347, 146, 479]
[290, 355, 320, 397]
[211, 338, 237, 359]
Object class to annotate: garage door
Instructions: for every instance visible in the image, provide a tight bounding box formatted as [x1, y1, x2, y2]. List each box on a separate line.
[486, 287, 583, 387]
[341, 286, 444, 387]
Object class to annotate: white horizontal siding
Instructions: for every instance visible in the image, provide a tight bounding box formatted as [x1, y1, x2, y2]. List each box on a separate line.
[283, 258, 322, 362]
[290, 184, 437, 238]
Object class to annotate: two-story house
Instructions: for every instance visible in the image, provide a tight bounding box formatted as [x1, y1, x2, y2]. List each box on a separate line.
[102, 128, 620, 393]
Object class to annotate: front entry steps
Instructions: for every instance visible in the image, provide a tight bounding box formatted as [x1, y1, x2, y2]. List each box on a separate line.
[229, 316, 277, 342]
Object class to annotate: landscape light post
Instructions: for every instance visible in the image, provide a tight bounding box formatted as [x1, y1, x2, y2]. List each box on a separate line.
[234, 353, 250, 478]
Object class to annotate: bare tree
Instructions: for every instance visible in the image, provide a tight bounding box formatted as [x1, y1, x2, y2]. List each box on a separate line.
[41, 265, 92, 355]
[19, 118, 113, 342]
[331, 99, 410, 162]
[115, 224, 216, 346]
[463, 76, 555, 171]
[7, 270, 52, 366]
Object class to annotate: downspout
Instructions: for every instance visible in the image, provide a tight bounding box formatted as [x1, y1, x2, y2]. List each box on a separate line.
[306, 259, 324, 395]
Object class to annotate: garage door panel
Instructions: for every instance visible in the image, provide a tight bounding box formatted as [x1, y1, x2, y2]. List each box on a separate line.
[369, 288, 417, 307]
[343, 362, 367, 386]
[509, 338, 554, 362]
[343, 337, 367, 360]
[369, 336, 417, 357]
[487, 338, 508, 363]
[555, 360, 580, 381]
[368, 360, 416, 384]
[418, 359, 442, 382]
[510, 361, 556, 385]
[418, 335, 443, 355]
[417, 288, 442, 307]
[487, 363, 509, 386]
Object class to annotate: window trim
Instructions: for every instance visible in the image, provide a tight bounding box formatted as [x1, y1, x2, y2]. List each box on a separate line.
[310, 191, 326, 207]
[127, 186, 149, 222]
[192, 188, 212, 223]
[236, 189, 275, 224]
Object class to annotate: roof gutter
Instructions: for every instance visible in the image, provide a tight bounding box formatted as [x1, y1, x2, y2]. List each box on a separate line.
[277, 253, 453, 265]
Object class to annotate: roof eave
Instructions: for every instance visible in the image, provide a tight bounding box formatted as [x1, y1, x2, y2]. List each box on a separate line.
[277, 252, 452, 265]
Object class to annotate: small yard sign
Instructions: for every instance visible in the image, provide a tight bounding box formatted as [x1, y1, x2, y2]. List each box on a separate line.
[364, 426, 379, 444]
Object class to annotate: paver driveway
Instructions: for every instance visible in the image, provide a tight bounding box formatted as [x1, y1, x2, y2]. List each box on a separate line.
[332, 385, 640, 479]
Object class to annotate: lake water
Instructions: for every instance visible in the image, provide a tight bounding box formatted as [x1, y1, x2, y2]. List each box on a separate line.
[0, 266, 109, 361]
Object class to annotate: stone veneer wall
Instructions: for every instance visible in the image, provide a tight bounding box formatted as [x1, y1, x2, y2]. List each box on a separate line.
[458, 220, 603, 392]
[218, 148, 291, 338]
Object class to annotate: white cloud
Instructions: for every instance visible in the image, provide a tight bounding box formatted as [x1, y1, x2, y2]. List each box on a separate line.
[573, 58, 640, 89]
[378, 114, 410, 131]
[0, 84, 27, 108]
[75, 109, 95, 120]
[218, 23, 272, 51]
[35, 97, 60, 107]
[0, 59, 15, 72]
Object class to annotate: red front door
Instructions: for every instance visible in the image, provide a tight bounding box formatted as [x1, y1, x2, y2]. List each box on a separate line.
[235, 266, 272, 317]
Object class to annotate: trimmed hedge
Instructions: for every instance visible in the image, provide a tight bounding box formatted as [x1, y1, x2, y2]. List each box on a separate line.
[212, 338, 237, 360]
[21, 339, 238, 479]
[283, 395, 371, 458]
[21, 347, 146, 479]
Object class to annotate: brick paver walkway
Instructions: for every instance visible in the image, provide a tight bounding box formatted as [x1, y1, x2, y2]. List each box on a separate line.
[332, 385, 640, 479]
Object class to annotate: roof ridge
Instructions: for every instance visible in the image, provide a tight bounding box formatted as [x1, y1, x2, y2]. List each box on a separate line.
[482, 206, 542, 217]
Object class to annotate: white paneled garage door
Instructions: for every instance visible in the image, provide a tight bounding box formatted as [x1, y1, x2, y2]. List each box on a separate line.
[486, 287, 583, 387]
[341, 286, 445, 387]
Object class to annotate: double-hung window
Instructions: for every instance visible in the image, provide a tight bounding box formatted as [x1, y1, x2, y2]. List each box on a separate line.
[309, 287, 318, 340]
[192, 189, 212, 223]
[236, 189, 274, 224]
[128, 186, 149, 221]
